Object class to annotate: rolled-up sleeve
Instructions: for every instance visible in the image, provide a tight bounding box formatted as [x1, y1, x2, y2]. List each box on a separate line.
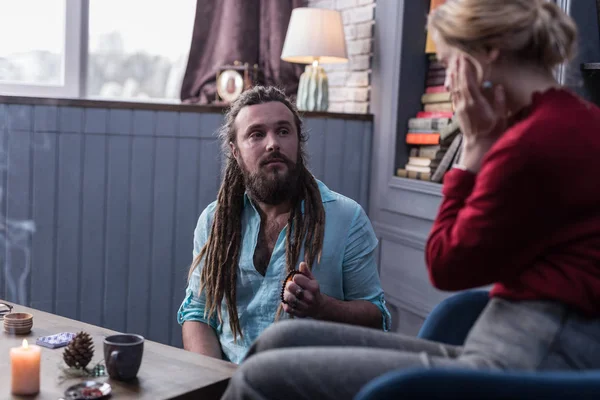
[177, 204, 219, 330]
[342, 206, 392, 331]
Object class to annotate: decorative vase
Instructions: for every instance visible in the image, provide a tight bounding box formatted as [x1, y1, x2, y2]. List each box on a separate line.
[296, 65, 329, 111]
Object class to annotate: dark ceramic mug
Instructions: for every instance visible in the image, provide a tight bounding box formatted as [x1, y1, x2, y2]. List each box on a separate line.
[103, 334, 144, 381]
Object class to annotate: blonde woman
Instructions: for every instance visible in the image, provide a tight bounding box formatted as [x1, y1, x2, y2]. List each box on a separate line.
[222, 1, 600, 399]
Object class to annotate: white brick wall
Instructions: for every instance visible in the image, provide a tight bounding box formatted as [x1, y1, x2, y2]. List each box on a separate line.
[307, 0, 375, 114]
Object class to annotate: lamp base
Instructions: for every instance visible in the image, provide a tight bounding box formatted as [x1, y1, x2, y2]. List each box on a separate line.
[296, 65, 328, 111]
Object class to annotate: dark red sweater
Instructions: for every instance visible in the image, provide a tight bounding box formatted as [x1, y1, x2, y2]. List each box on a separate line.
[426, 88, 600, 316]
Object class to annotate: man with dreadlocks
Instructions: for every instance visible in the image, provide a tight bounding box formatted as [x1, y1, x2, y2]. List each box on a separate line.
[177, 86, 390, 364]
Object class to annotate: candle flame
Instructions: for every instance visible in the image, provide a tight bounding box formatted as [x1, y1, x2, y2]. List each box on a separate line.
[22, 339, 28, 348]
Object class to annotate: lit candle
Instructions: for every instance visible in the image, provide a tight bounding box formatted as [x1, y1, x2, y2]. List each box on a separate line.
[10, 339, 41, 395]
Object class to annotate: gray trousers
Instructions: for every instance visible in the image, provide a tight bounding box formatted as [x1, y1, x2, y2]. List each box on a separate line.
[222, 298, 600, 400]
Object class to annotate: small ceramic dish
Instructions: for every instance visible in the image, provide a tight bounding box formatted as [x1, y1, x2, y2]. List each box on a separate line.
[3, 312, 33, 334]
[64, 381, 112, 399]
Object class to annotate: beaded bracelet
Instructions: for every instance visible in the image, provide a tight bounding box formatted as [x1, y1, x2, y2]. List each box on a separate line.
[280, 270, 300, 304]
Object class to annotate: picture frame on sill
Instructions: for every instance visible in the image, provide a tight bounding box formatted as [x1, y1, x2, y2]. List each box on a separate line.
[215, 61, 259, 104]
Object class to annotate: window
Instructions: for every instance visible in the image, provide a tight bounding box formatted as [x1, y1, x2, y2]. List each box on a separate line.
[87, 0, 196, 101]
[0, 1, 65, 86]
[0, 0, 196, 101]
[0, 0, 84, 97]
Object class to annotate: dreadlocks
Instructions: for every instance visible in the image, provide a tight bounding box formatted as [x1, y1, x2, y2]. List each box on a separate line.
[187, 86, 326, 340]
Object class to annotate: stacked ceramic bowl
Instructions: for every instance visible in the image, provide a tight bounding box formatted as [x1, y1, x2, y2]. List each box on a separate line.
[3, 312, 33, 334]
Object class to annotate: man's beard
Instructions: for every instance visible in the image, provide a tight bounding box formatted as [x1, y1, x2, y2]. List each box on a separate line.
[239, 152, 301, 205]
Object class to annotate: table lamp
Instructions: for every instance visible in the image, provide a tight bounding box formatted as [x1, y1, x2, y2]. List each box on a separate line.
[281, 8, 348, 111]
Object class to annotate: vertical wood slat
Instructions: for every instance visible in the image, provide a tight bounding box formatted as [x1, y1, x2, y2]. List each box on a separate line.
[342, 120, 364, 206]
[34, 105, 58, 133]
[31, 105, 59, 311]
[197, 114, 222, 213]
[55, 132, 83, 319]
[54, 107, 83, 319]
[104, 135, 131, 332]
[359, 121, 373, 212]
[31, 127, 57, 313]
[126, 136, 155, 337]
[149, 137, 177, 344]
[304, 118, 326, 181]
[5, 107, 32, 306]
[79, 134, 107, 325]
[108, 110, 132, 135]
[7, 105, 32, 131]
[323, 119, 346, 194]
[170, 138, 201, 348]
[197, 139, 220, 213]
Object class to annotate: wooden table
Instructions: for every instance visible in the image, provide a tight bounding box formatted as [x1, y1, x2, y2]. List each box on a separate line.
[1, 301, 236, 399]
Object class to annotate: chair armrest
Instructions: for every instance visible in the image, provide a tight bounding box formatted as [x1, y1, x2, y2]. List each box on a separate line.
[417, 290, 489, 345]
[354, 367, 600, 400]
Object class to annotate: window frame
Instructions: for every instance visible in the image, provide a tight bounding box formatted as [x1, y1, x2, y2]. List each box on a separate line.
[0, 0, 88, 98]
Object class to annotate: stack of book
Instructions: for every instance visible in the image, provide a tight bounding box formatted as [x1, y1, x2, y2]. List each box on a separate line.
[430, 120, 462, 183]
[396, 55, 453, 181]
[396, 0, 454, 182]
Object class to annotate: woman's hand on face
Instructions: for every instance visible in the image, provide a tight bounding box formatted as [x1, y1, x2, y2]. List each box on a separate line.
[449, 55, 507, 172]
[450, 54, 507, 139]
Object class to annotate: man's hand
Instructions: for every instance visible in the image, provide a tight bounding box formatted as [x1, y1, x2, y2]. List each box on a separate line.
[282, 262, 325, 318]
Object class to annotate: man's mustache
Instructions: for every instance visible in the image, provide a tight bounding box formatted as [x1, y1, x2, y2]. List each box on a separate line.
[260, 153, 293, 167]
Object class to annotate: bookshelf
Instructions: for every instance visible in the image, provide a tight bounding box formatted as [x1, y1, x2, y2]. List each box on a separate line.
[392, 0, 455, 184]
[392, 0, 431, 180]
[392, 0, 600, 184]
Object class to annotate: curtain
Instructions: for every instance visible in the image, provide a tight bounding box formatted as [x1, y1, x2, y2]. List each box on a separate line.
[180, 0, 306, 104]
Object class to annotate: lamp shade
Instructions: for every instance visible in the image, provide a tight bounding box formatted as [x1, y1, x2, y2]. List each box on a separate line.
[281, 8, 348, 64]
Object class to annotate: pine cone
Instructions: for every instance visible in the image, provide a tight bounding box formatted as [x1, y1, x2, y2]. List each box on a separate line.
[63, 331, 94, 369]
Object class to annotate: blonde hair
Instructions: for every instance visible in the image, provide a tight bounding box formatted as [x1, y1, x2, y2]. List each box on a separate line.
[428, 0, 578, 70]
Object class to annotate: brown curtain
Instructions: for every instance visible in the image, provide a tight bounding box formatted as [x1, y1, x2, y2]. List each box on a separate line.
[180, 0, 306, 104]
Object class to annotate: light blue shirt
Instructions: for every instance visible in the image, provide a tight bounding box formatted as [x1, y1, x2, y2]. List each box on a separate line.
[177, 180, 390, 364]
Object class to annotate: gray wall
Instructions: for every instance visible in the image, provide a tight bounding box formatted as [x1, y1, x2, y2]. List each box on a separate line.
[369, 0, 449, 336]
[0, 101, 372, 348]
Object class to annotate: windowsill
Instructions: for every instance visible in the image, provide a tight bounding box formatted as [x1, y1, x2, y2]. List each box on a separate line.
[0, 94, 374, 121]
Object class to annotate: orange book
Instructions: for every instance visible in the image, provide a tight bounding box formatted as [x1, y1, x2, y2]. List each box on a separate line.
[406, 133, 440, 145]
[425, 0, 446, 54]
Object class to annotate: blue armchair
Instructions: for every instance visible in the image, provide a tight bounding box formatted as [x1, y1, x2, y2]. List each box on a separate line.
[355, 290, 600, 400]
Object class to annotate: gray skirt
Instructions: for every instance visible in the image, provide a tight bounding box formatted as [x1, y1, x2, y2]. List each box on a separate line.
[456, 297, 600, 370]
